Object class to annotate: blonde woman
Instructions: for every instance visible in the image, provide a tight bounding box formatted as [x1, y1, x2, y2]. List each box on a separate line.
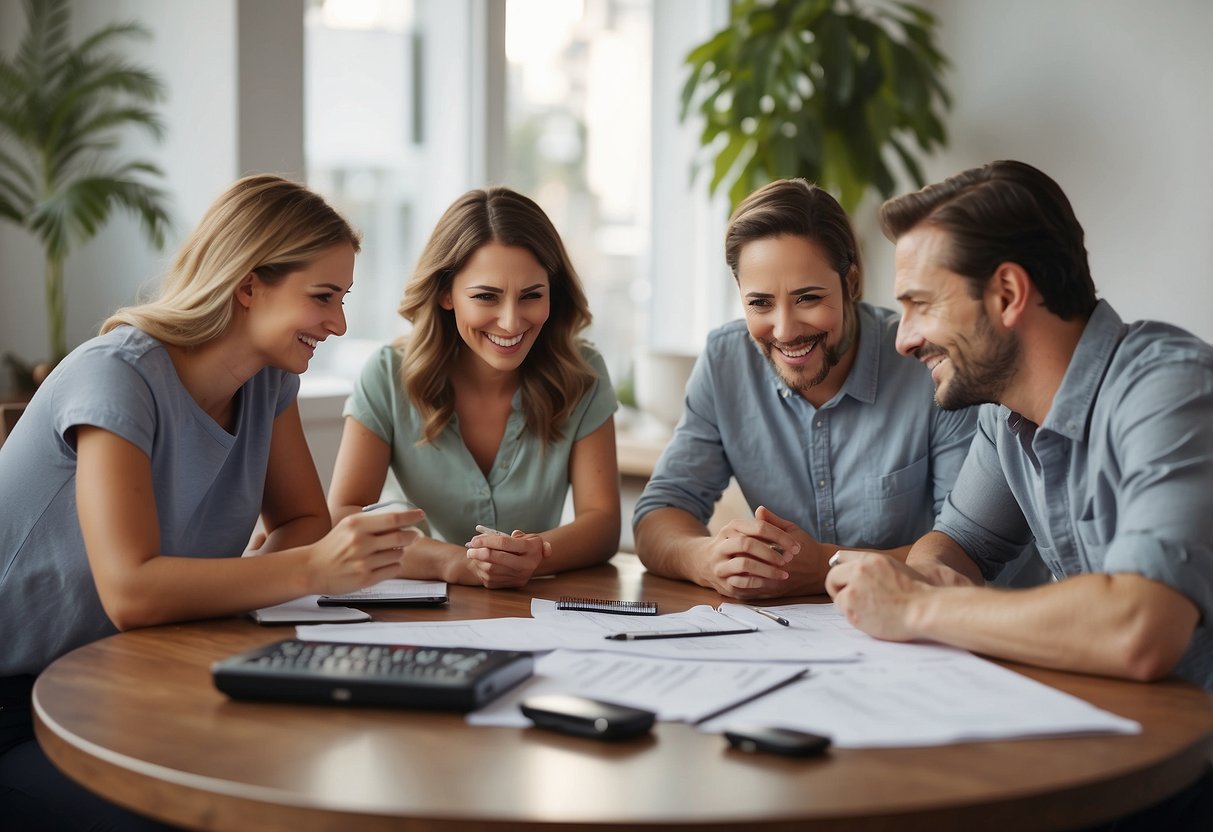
[0, 176, 421, 830]
[328, 187, 620, 588]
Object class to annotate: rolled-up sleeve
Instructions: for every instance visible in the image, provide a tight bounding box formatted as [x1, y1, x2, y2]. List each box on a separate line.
[1100, 356, 1213, 624]
[934, 407, 1033, 580]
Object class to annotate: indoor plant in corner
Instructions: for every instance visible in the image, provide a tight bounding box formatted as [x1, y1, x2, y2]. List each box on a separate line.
[680, 0, 951, 212]
[0, 0, 171, 390]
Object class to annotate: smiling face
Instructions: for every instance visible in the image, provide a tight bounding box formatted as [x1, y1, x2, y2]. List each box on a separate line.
[893, 225, 1019, 410]
[737, 234, 857, 404]
[242, 242, 354, 374]
[441, 242, 551, 375]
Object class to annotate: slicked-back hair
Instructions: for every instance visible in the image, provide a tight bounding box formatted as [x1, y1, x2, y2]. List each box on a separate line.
[724, 178, 862, 299]
[396, 187, 595, 447]
[879, 160, 1096, 321]
[102, 175, 360, 344]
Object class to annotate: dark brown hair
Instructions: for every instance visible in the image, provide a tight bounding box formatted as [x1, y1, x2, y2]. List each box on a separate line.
[879, 160, 1096, 320]
[725, 178, 862, 299]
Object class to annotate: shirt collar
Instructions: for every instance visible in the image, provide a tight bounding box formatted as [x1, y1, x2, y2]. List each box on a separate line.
[1007, 299, 1124, 441]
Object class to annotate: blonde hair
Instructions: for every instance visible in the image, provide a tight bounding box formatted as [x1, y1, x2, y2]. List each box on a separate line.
[398, 187, 595, 446]
[102, 175, 360, 344]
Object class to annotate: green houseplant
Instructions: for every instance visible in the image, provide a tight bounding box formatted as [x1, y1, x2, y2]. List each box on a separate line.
[680, 0, 951, 212]
[0, 0, 171, 385]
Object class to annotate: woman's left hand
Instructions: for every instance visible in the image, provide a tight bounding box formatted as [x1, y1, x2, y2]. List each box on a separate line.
[464, 529, 552, 588]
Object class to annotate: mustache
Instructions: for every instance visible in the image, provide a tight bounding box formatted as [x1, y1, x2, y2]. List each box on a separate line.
[769, 332, 826, 350]
[913, 345, 947, 362]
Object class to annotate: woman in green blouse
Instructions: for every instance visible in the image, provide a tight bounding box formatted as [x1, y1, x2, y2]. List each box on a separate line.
[328, 188, 620, 588]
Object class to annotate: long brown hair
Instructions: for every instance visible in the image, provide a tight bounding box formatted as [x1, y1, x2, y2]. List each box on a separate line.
[397, 187, 595, 446]
[103, 175, 359, 343]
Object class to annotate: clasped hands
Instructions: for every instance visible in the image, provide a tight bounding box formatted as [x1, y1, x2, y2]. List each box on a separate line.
[698, 505, 832, 599]
[465, 527, 552, 589]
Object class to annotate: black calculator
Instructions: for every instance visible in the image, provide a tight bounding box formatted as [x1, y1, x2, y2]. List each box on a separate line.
[212, 639, 533, 712]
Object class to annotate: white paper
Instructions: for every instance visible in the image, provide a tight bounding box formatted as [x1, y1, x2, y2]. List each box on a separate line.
[298, 604, 860, 661]
[251, 596, 370, 625]
[697, 650, 1141, 747]
[467, 649, 808, 727]
[719, 603, 973, 663]
[318, 578, 447, 603]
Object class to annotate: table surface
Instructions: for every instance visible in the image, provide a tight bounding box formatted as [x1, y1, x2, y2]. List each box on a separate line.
[34, 555, 1213, 832]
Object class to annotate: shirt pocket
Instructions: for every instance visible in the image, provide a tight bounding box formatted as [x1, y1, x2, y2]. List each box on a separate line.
[1076, 501, 1115, 570]
[862, 455, 931, 548]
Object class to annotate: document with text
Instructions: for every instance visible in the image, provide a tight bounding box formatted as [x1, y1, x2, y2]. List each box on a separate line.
[467, 649, 808, 727]
[697, 650, 1141, 747]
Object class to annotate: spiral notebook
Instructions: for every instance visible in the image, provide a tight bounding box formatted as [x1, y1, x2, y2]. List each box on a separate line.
[555, 597, 658, 615]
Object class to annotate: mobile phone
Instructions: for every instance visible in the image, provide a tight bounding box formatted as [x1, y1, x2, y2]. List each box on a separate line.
[723, 724, 831, 757]
[520, 694, 656, 740]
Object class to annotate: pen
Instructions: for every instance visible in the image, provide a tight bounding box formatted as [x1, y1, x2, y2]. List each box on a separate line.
[604, 627, 757, 641]
[474, 524, 508, 537]
[748, 606, 791, 627]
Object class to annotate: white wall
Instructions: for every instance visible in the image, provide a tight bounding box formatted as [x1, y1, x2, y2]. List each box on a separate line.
[856, 0, 1213, 343]
[0, 0, 304, 391]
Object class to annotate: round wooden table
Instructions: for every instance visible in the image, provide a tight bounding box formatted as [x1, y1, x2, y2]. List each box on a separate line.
[33, 556, 1213, 831]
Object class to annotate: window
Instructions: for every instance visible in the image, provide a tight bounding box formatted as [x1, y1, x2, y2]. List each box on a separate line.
[304, 0, 731, 396]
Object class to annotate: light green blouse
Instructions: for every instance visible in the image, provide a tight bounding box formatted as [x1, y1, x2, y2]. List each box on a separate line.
[344, 343, 617, 543]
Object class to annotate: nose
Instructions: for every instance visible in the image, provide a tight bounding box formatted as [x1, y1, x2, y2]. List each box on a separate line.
[895, 314, 922, 357]
[498, 300, 519, 333]
[772, 303, 796, 344]
[328, 304, 347, 338]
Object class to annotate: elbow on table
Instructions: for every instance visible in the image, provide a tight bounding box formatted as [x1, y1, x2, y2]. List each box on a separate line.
[98, 586, 170, 632]
[1116, 615, 1192, 683]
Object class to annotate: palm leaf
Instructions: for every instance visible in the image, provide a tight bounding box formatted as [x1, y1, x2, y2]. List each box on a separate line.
[1, 0, 172, 365]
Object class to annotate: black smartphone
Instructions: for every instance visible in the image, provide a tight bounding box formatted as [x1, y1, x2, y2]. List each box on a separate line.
[520, 694, 656, 740]
[723, 724, 832, 757]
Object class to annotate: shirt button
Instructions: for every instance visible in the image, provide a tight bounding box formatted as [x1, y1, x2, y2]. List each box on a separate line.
[815, 421, 823, 428]
[818, 480, 825, 487]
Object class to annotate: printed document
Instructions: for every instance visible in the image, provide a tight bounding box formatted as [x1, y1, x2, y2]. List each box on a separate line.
[468, 649, 807, 727]
[697, 650, 1141, 747]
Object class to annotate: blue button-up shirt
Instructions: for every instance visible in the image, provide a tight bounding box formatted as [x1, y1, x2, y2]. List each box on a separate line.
[936, 300, 1213, 689]
[634, 303, 978, 550]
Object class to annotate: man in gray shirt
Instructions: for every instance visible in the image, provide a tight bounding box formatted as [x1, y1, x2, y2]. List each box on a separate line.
[635, 180, 1042, 599]
[828, 160, 1213, 694]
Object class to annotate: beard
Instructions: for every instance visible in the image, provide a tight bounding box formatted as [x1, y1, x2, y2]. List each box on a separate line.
[920, 312, 1019, 410]
[760, 304, 857, 396]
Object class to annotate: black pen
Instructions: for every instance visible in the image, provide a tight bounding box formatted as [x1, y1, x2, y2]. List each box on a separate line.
[605, 627, 757, 641]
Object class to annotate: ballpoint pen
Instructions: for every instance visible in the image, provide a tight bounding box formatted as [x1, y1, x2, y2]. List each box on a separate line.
[748, 606, 791, 627]
[474, 524, 509, 537]
[604, 627, 757, 641]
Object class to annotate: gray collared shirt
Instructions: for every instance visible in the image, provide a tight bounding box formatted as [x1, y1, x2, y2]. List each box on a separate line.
[634, 303, 978, 550]
[936, 300, 1213, 689]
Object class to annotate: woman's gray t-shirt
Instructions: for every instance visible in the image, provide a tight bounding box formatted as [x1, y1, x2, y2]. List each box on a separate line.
[0, 326, 298, 675]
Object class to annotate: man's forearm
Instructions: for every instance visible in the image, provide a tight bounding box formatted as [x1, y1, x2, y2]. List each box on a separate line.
[634, 508, 710, 583]
[909, 573, 1198, 681]
[905, 531, 985, 587]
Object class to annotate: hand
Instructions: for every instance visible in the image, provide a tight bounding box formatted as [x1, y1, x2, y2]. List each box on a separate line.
[691, 505, 805, 600]
[825, 550, 932, 641]
[464, 529, 552, 589]
[306, 506, 424, 595]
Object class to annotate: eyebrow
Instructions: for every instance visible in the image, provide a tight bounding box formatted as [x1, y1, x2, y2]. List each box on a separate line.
[312, 283, 348, 293]
[467, 283, 547, 293]
[744, 285, 828, 299]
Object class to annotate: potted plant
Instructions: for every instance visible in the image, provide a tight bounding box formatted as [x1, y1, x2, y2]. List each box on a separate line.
[0, 0, 172, 388]
[679, 0, 951, 212]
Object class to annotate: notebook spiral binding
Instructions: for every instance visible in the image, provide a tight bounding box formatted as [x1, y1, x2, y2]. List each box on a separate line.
[556, 597, 658, 615]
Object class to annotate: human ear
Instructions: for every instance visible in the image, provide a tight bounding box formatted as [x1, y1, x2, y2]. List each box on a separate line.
[987, 262, 1031, 328]
[439, 291, 454, 311]
[234, 273, 256, 309]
